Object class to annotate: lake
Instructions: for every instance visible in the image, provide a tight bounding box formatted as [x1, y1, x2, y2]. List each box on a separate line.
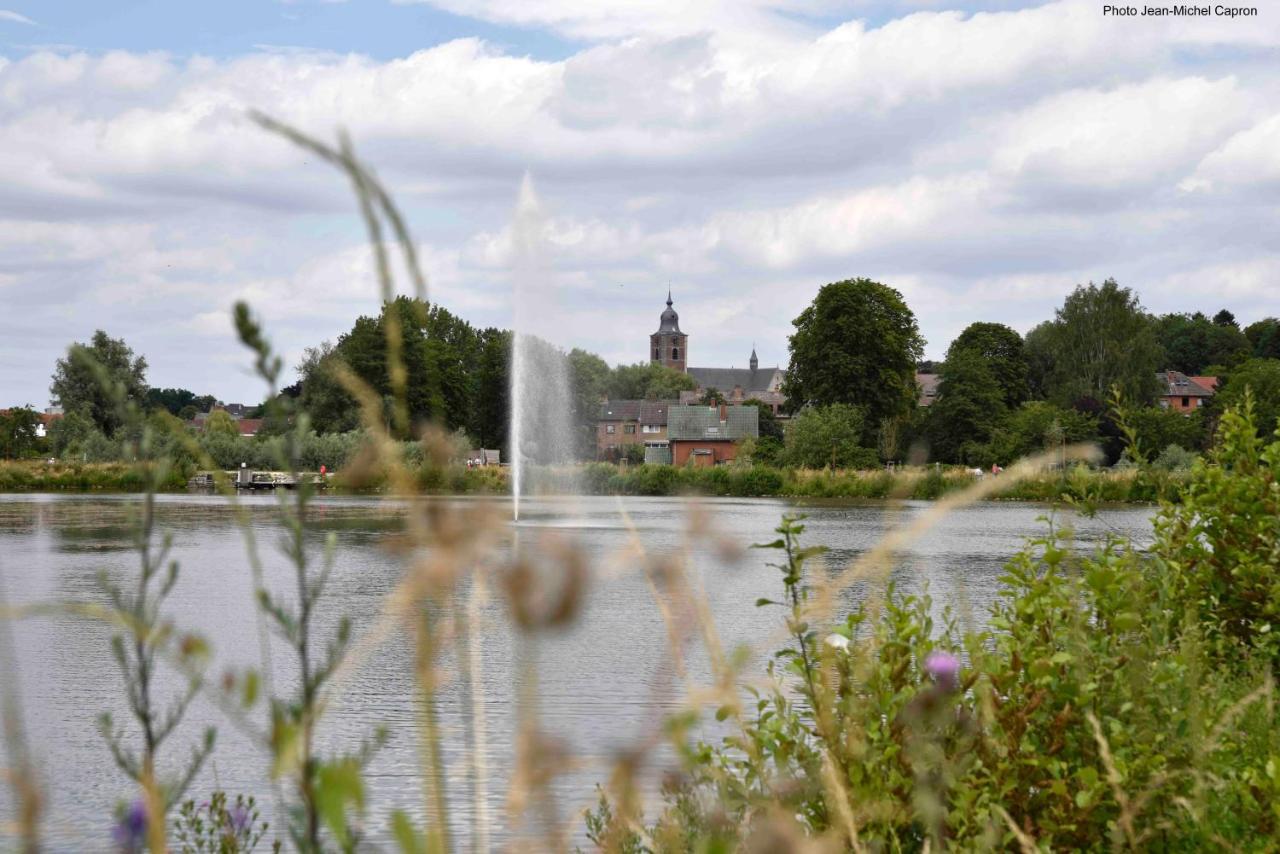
[0, 493, 1154, 850]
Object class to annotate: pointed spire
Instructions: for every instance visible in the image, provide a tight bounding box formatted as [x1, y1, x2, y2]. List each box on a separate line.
[666, 286, 673, 307]
[749, 343, 758, 371]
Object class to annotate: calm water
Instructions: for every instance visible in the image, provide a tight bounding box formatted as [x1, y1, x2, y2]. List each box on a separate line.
[0, 493, 1154, 850]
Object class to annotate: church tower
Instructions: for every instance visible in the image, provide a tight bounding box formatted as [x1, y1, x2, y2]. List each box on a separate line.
[650, 290, 687, 373]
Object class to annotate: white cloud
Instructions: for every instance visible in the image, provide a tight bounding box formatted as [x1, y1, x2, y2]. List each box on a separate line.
[0, 9, 35, 25]
[2, 0, 1280, 404]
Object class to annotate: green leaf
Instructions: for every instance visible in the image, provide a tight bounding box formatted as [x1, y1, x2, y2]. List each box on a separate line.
[391, 810, 424, 854]
[755, 598, 782, 607]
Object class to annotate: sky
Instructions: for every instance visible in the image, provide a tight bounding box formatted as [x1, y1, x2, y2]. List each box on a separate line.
[1, 0, 1278, 407]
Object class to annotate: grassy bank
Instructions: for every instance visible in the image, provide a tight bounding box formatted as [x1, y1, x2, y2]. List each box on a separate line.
[0, 457, 1188, 503]
[0, 460, 189, 492]
[578, 461, 1189, 503]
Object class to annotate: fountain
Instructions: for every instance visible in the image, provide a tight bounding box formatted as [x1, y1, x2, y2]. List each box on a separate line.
[508, 174, 577, 522]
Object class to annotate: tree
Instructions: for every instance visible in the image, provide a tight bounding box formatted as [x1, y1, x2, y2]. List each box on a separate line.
[926, 350, 1007, 464]
[1244, 318, 1280, 360]
[1214, 358, 1280, 438]
[471, 328, 510, 452]
[743, 398, 784, 441]
[204, 409, 240, 438]
[945, 322, 1030, 409]
[782, 278, 925, 433]
[1034, 279, 1162, 406]
[1023, 322, 1057, 400]
[1155, 312, 1250, 375]
[0, 406, 41, 459]
[297, 342, 360, 434]
[145, 388, 215, 416]
[607, 362, 696, 401]
[988, 401, 1099, 464]
[783, 404, 878, 469]
[568, 348, 612, 459]
[699, 387, 727, 406]
[50, 330, 148, 436]
[1213, 309, 1238, 328]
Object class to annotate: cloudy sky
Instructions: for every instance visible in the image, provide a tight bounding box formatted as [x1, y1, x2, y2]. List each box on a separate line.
[1, 1, 1278, 407]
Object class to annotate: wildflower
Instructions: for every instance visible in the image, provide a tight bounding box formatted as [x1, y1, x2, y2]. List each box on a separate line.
[824, 633, 850, 651]
[924, 650, 960, 692]
[228, 803, 251, 836]
[112, 799, 147, 852]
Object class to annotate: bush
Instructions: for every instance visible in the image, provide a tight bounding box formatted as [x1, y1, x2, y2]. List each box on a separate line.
[592, 402, 1280, 850]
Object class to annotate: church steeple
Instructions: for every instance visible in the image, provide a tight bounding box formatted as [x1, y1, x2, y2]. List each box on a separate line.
[651, 290, 688, 372]
[749, 345, 758, 372]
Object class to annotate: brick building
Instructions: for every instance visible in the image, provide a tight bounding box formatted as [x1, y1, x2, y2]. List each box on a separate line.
[596, 399, 674, 460]
[667, 404, 759, 467]
[1156, 371, 1218, 413]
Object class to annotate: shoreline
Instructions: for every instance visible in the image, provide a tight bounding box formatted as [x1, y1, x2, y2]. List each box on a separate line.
[0, 459, 1187, 504]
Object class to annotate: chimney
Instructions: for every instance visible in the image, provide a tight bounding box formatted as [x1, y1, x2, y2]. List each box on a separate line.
[719, 403, 728, 422]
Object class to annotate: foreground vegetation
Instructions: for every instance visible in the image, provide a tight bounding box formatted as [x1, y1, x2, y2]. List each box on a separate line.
[589, 400, 1280, 850]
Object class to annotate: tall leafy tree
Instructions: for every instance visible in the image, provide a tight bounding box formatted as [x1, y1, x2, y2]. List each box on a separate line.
[1214, 358, 1280, 438]
[50, 330, 149, 436]
[782, 278, 925, 432]
[927, 350, 1008, 463]
[783, 404, 876, 469]
[470, 328, 510, 452]
[607, 362, 696, 401]
[1155, 312, 1250, 375]
[0, 406, 42, 459]
[568, 348, 612, 458]
[1023, 322, 1057, 401]
[1244, 318, 1280, 360]
[945, 322, 1029, 409]
[1035, 279, 1162, 406]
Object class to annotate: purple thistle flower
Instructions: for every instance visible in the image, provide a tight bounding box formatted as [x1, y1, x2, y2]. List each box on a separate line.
[924, 650, 961, 692]
[111, 799, 147, 852]
[228, 803, 251, 836]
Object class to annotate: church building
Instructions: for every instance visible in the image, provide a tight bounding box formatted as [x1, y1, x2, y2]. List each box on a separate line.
[650, 292, 786, 414]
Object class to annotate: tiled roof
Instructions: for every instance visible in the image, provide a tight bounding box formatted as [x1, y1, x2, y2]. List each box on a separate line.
[1157, 371, 1217, 398]
[667, 404, 759, 440]
[686, 366, 783, 394]
[598, 399, 674, 425]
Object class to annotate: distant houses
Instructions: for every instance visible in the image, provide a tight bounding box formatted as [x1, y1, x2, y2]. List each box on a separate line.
[189, 403, 262, 437]
[1156, 371, 1217, 412]
[596, 400, 760, 465]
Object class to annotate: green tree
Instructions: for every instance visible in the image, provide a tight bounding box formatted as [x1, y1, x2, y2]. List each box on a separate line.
[783, 403, 877, 469]
[471, 328, 510, 452]
[607, 362, 696, 400]
[988, 401, 1099, 463]
[1244, 318, 1280, 360]
[1155, 312, 1250, 375]
[297, 342, 360, 435]
[204, 409, 240, 438]
[699, 387, 727, 406]
[782, 278, 925, 433]
[50, 330, 149, 436]
[743, 398, 783, 441]
[1035, 279, 1162, 406]
[945, 322, 1030, 408]
[1125, 406, 1207, 458]
[1023, 321, 1056, 400]
[1214, 358, 1280, 438]
[144, 387, 215, 416]
[0, 406, 41, 459]
[568, 348, 612, 459]
[926, 350, 1007, 464]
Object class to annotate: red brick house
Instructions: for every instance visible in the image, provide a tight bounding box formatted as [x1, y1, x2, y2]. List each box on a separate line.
[597, 399, 674, 460]
[1156, 371, 1217, 413]
[667, 404, 759, 467]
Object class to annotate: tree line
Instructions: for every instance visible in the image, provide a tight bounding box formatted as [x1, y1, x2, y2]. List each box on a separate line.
[8, 280, 1279, 470]
[776, 277, 1280, 469]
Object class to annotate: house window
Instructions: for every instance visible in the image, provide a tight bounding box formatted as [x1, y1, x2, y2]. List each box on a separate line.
[642, 424, 661, 434]
[606, 425, 616, 434]
[1181, 396, 1189, 407]
[624, 424, 636, 434]
[672, 347, 679, 360]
